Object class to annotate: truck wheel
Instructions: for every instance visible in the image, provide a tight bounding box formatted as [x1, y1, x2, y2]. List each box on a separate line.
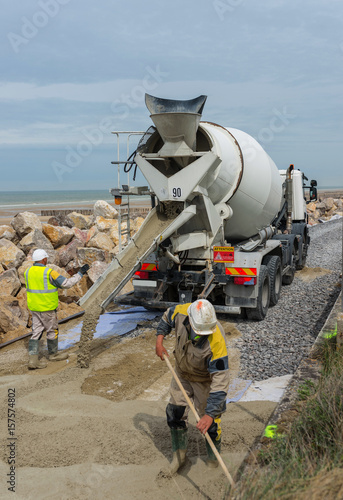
[282, 246, 296, 285]
[263, 255, 282, 306]
[246, 265, 270, 321]
[296, 234, 308, 270]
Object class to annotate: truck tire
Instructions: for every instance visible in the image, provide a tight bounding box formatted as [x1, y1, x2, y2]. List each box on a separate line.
[263, 255, 282, 306]
[282, 245, 296, 285]
[246, 265, 270, 321]
[296, 233, 308, 270]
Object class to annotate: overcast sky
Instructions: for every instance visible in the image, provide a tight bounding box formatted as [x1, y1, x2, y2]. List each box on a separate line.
[1, 0, 342, 191]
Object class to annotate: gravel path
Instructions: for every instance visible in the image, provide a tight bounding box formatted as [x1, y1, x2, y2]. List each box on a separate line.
[232, 218, 342, 381]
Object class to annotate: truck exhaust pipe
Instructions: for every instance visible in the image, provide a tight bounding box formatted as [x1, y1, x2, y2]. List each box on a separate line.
[286, 164, 294, 233]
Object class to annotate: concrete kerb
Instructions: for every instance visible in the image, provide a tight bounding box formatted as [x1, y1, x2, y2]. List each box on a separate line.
[237, 289, 342, 474]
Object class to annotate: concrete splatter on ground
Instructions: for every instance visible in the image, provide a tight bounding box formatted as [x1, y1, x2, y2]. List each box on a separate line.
[297, 266, 332, 282]
[0, 326, 277, 500]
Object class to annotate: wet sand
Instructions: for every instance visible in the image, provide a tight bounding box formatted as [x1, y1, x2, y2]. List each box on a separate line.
[0, 321, 276, 500]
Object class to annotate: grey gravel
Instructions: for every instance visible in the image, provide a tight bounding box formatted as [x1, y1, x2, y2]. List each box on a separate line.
[229, 218, 342, 381]
[121, 219, 342, 382]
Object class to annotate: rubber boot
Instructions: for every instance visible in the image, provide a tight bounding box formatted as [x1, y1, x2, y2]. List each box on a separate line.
[47, 338, 69, 361]
[165, 428, 188, 476]
[206, 438, 221, 468]
[28, 340, 47, 370]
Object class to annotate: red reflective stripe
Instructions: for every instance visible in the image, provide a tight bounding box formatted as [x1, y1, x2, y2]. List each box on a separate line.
[225, 268, 257, 276]
[141, 263, 157, 271]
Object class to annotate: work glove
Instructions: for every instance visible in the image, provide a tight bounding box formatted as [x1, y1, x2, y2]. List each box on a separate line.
[79, 264, 90, 275]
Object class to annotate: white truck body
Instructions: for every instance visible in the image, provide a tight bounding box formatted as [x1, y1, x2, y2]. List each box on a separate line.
[112, 94, 314, 320]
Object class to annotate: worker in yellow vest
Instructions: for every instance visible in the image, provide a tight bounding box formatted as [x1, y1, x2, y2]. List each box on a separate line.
[24, 248, 89, 370]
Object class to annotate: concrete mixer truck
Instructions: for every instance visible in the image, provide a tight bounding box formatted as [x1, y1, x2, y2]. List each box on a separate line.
[80, 94, 315, 321]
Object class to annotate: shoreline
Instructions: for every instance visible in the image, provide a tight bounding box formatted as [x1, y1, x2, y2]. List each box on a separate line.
[0, 189, 342, 227]
[0, 199, 152, 226]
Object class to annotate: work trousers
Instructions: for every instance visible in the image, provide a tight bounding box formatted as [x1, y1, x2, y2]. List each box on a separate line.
[166, 371, 222, 442]
[31, 310, 59, 341]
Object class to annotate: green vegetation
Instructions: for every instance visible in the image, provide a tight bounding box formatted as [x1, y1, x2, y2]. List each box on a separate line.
[226, 340, 343, 500]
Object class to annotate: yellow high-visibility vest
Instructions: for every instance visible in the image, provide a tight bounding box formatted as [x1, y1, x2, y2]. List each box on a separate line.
[24, 265, 58, 312]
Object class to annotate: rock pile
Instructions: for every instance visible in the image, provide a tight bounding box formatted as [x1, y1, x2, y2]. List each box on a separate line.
[0, 201, 146, 344]
[306, 196, 343, 225]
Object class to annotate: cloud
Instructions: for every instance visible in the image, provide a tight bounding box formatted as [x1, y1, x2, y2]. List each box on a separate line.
[0, 0, 342, 189]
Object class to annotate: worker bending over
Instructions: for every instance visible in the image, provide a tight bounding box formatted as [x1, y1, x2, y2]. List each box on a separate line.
[156, 299, 229, 474]
[24, 248, 89, 370]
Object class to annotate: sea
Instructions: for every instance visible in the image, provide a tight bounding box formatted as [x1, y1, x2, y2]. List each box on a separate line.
[0, 190, 114, 209]
[0, 186, 341, 218]
[0, 190, 149, 219]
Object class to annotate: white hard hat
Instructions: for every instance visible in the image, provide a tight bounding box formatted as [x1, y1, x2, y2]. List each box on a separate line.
[187, 299, 217, 336]
[32, 249, 49, 262]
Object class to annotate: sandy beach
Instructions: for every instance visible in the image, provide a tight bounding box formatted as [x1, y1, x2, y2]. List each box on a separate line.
[0, 198, 152, 226]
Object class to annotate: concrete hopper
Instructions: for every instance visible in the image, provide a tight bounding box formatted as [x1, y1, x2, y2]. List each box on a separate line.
[145, 94, 207, 156]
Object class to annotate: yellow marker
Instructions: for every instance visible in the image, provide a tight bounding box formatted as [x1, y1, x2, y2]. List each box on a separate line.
[264, 425, 278, 438]
[322, 323, 337, 340]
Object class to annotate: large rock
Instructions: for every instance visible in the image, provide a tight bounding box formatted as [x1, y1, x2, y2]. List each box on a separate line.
[57, 301, 84, 321]
[72, 227, 88, 245]
[57, 238, 83, 268]
[88, 261, 110, 284]
[0, 327, 27, 344]
[11, 211, 42, 237]
[86, 226, 98, 243]
[130, 217, 145, 235]
[93, 200, 118, 219]
[47, 214, 74, 228]
[13, 287, 30, 326]
[87, 233, 114, 252]
[106, 221, 130, 245]
[68, 212, 94, 230]
[95, 216, 118, 232]
[0, 225, 16, 241]
[108, 226, 119, 246]
[65, 259, 80, 275]
[17, 260, 34, 285]
[19, 229, 54, 255]
[77, 247, 108, 266]
[0, 269, 21, 296]
[42, 224, 74, 248]
[0, 326, 31, 345]
[306, 202, 317, 213]
[0, 295, 29, 336]
[323, 197, 334, 211]
[325, 206, 337, 218]
[58, 275, 89, 304]
[0, 239, 25, 269]
[315, 201, 326, 214]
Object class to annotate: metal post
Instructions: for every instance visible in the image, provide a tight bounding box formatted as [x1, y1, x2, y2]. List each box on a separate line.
[111, 131, 146, 253]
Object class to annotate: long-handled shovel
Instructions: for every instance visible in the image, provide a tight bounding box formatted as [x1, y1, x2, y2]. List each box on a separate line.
[163, 354, 235, 488]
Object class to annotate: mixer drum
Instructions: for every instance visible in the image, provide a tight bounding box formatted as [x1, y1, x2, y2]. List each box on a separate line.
[198, 123, 283, 241]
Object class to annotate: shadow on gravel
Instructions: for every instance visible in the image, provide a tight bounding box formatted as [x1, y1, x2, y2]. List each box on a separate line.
[311, 285, 341, 338]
